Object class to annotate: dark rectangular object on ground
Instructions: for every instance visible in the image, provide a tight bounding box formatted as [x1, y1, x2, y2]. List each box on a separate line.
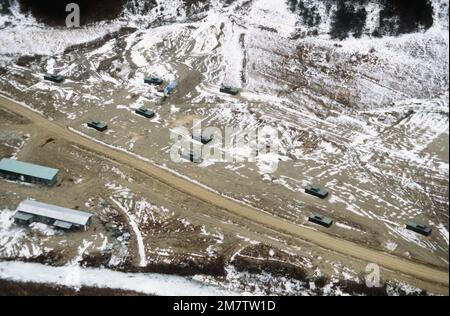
[87, 121, 108, 132]
[44, 74, 64, 83]
[220, 85, 239, 96]
[135, 107, 155, 118]
[406, 222, 432, 236]
[144, 77, 163, 85]
[308, 214, 333, 227]
[305, 185, 329, 199]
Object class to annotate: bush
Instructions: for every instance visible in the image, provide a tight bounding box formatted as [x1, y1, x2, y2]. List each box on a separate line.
[289, 0, 322, 27]
[17, 0, 128, 26]
[377, 0, 434, 36]
[288, 0, 434, 39]
[330, 0, 367, 39]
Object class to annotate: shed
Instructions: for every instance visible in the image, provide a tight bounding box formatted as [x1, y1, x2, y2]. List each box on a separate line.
[0, 158, 59, 186]
[13, 200, 94, 231]
[13, 212, 34, 225]
[54, 220, 73, 230]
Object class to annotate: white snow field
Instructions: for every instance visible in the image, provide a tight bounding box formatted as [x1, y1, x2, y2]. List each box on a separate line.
[0, 261, 241, 296]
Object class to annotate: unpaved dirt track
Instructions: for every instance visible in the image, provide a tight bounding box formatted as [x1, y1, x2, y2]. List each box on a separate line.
[1, 95, 448, 287]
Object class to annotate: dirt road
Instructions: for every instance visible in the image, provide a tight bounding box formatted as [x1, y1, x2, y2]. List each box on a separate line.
[1, 95, 448, 288]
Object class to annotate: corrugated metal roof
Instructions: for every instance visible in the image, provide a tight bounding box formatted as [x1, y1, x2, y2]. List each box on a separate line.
[0, 158, 59, 181]
[13, 212, 34, 221]
[16, 200, 93, 226]
[54, 220, 73, 230]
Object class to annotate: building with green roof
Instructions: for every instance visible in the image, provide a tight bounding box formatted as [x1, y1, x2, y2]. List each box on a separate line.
[0, 158, 59, 186]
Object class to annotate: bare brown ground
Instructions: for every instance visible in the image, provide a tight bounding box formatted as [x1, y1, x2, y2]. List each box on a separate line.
[1, 95, 448, 291]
